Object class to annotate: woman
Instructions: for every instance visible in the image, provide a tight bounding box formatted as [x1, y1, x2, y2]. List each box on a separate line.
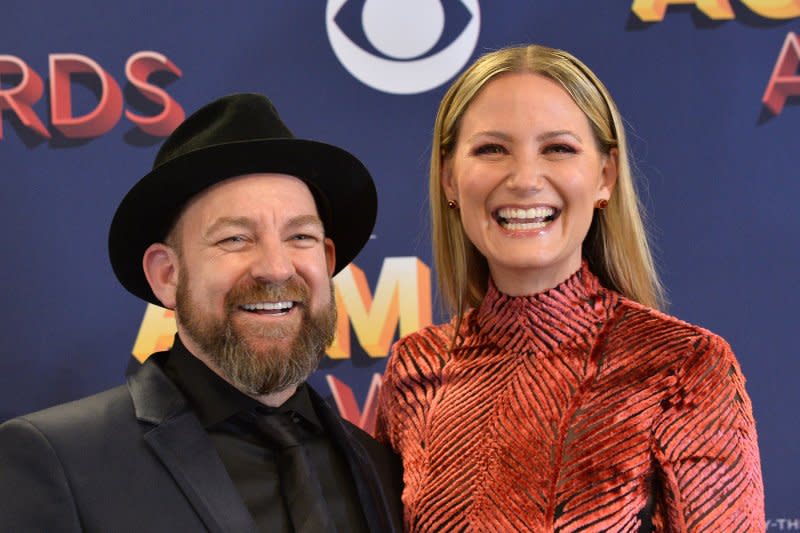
[376, 45, 765, 531]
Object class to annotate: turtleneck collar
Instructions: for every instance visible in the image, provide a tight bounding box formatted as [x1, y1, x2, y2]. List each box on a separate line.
[464, 261, 618, 357]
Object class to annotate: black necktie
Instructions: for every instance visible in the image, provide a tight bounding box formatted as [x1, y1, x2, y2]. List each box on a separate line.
[253, 412, 335, 533]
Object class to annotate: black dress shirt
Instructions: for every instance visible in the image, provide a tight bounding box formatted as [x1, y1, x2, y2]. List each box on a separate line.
[162, 335, 369, 533]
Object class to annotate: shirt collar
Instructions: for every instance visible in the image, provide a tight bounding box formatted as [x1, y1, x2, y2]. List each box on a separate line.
[467, 261, 618, 357]
[161, 334, 322, 431]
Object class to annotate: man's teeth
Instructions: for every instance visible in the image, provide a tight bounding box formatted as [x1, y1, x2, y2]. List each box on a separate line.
[241, 302, 294, 311]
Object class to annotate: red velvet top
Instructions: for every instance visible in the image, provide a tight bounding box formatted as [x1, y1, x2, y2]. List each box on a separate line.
[376, 264, 765, 532]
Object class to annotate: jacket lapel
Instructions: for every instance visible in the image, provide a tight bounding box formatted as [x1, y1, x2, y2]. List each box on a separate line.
[127, 357, 259, 533]
[308, 387, 402, 533]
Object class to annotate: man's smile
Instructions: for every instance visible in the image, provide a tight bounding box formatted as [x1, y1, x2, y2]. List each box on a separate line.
[239, 301, 298, 316]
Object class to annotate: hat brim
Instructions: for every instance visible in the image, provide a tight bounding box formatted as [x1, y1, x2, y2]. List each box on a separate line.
[109, 138, 376, 305]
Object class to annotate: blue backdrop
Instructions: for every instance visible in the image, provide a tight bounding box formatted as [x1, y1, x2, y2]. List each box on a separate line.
[2, 1, 797, 525]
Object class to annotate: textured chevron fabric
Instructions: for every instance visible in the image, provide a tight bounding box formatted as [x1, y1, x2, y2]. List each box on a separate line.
[376, 263, 765, 532]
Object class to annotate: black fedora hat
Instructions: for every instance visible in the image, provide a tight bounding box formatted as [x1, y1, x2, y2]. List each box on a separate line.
[109, 93, 377, 305]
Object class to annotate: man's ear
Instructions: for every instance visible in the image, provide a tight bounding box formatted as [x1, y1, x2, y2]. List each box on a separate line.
[142, 243, 179, 309]
[324, 238, 336, 277]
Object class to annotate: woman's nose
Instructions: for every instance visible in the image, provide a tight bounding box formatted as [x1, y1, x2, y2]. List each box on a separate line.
[505, 153, 545, 192]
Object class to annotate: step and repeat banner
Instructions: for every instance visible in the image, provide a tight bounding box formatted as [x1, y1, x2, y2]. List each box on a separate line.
[2, 0, 798, 525]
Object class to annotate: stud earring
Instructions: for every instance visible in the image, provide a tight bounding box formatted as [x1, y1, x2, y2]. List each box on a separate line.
[595, 199, 608, 210]
[447, 200, 459, 210]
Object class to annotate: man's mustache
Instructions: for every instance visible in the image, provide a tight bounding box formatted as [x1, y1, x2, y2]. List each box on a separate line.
[224, 277, 310, 310]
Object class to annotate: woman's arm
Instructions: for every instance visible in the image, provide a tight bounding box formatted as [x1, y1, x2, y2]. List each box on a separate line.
[652, 334, 765, 531]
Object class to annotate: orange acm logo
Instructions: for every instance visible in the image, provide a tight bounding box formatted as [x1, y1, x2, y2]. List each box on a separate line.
[131, 256, 431, 362]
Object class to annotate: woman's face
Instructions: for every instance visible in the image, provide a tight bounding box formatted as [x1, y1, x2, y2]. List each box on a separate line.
[443, 72, 617, 296]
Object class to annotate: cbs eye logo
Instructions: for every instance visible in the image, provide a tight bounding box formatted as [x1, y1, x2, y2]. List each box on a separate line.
[326, 0, 481, 95]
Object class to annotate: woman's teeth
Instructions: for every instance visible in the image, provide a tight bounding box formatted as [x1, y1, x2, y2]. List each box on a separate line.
[495, 206, 557, 230]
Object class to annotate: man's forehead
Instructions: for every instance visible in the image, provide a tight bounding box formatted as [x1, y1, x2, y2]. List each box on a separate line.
[204, 214, 324, 235]
[167, 173, 322, 240]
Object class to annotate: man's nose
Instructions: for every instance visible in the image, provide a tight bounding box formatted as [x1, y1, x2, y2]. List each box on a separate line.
[249, 238, 294, 283]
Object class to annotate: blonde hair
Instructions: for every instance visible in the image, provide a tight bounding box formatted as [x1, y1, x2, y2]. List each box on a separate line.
[430, 44, 665, 328]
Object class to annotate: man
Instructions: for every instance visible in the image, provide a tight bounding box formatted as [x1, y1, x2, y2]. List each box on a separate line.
[0, 94, 402, 532]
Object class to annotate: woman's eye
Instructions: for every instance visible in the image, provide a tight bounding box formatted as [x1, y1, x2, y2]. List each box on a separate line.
[544, 143, 576, 154]
[473, 143, 507, 156]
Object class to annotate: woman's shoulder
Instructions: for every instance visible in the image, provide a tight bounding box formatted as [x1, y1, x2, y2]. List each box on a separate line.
[611, 294, 734, 358]
[390, 307, 487, 362]
[381, 318, 466, 389]
[604, 296, 747, 399]
[392, 318, 457, 354]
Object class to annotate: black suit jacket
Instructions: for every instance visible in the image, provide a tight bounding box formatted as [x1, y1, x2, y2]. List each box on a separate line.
[0, 355, 403, 532]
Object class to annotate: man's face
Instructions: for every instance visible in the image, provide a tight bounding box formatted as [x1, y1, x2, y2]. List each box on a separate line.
[170, 173, 337, 395]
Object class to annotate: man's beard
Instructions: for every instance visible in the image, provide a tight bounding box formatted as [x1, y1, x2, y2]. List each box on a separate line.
[175, 271, 337, 396]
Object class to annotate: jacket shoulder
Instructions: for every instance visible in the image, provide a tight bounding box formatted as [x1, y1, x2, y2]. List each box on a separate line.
[0, 385, 133, 531]
[13, 385, 132, 433]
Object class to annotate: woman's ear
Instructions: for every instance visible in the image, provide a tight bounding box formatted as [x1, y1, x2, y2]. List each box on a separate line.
[142, 243, 180, 309]
[441, 158, 458, 203]
[599, 147, 619, 200]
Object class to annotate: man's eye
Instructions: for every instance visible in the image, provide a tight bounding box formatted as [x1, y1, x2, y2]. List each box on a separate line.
[217, 235, 249, 249]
